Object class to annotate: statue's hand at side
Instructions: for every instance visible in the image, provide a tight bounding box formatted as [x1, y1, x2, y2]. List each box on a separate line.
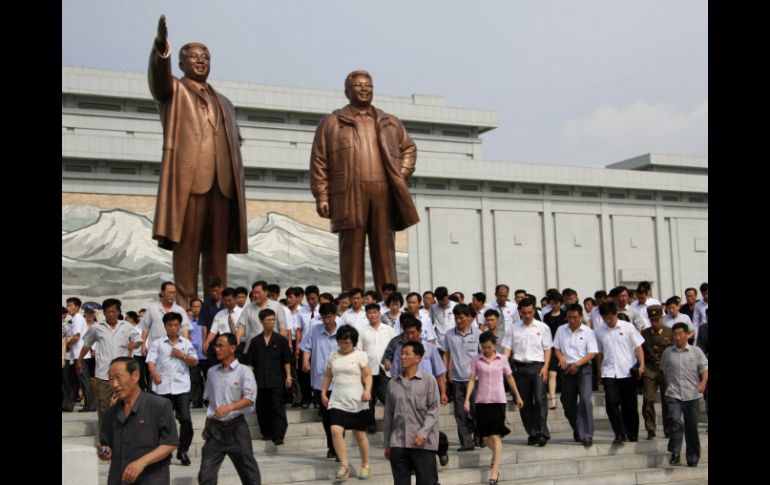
[317, 201, 330, 218]
[155, 15, 168, 51]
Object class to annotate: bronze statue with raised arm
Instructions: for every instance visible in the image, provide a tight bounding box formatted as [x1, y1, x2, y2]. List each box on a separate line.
[148, 15, 248, 308]
[310, 70, 419, 292]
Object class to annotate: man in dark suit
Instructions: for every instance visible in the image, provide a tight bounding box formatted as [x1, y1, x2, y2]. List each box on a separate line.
[148, 15, 248, 308]
[245, 308, 294, 445]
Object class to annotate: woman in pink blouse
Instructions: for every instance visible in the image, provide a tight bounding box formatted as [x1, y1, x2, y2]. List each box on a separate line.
[464, 331, 524, 485]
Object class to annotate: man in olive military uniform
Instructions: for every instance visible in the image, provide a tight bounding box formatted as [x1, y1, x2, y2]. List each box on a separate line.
[640, 305, 673, 439]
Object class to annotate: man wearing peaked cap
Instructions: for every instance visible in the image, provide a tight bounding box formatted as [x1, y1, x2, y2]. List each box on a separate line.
[640, 305, 673, 440]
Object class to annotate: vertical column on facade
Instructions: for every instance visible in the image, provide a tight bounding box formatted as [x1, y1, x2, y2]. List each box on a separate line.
[480, 197, 497, 295]
[599, 203, 615, 292]
[669, 217, 682, 298]
[542, 200, 558, 290]
[654, 205, 673, 301]
[414, 195, 433, 292]
[407, 211, 419, 292]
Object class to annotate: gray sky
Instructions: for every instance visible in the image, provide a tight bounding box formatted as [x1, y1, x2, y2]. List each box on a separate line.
[62, 0, 707, 167]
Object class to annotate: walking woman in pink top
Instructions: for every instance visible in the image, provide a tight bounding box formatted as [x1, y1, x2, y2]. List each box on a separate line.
[464, 331, 524, 485]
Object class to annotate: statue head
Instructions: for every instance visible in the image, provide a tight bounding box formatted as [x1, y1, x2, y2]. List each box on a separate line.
[344, 70, 373, 108]
[179, 43, 211, 83]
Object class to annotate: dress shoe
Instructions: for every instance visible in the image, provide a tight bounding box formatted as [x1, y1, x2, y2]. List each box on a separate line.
[439, 453, 449, 466]
[612, 435, 626, 445]
[581, 438, 593, 447]
[687, 460, 698, 467]
[272, 438, 284, 446]
[628, 436, 638, 442]
[177, 451, 191, 466]
[646, 431, 656, 440]
[527, 436, 538, 446]
[536, 436, 548, 447]
[456, 446, 475, 452]
[669, 453, 680, 465]
[61, 406, 74, 412]
[291, 402, 302, 408]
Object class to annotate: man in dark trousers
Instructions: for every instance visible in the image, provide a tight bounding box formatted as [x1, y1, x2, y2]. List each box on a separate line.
[245, 308, 293, 445]
[661, 323, 708, 467]
[99, 356, 178, 485]
[199, 333, 261, 485]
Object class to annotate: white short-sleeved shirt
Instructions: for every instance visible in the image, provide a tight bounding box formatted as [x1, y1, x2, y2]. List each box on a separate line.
[664, 313, 694, 333]
[138, 302, 192, 346]
[490, 300, 522, 329]
[553, 324, 598, 364]
[395, 313, 438, 342]
[145, 336, 197, 395]
[502, 320, 553, 363]
[430, 301, 457, 348]
[326, 349, 370, 413]
[342, 307, 368, 331]
[358, 323, 395, 376]
[66, 313, 88, 362]
[630, 298, 662, 330]
[595, 320, 645, 378]
[211, 306, 244, 336]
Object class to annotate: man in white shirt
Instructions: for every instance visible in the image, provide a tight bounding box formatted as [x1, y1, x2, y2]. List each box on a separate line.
[64, 297, 95, 412]
[203, 288, 243, 353]
[630, 282, 662, 331]
[146, 312, 199, 466]
[502, 296, 553, 447]
[77, 298, 143, 433]
[595, 301, 646, 444]
[139, 282, 191, 354]
[236, 280, 288, 354]
[359, 303, 394, 434]
[553, 304, 598, 446]
[341, 287, 368, 330]
[471, 292, 489, 329]
[489, 284, 521, 333]
[430, 287, 456, 351]
[399, 293, 438, 344]
[663, 296, 695, 341]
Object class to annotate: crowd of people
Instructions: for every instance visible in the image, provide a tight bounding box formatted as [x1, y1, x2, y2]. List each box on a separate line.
[62, 279, 708, 485]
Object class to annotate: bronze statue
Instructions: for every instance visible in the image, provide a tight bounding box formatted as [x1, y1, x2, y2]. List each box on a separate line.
[310, 70, 419, 292]
[148, 15, 247, 308]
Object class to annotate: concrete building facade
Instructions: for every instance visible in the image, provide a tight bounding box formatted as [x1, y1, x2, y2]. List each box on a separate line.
[62, 66, 707, 307]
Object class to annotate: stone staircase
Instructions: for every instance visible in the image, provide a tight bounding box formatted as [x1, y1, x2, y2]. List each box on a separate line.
[62, 393, 707, 484]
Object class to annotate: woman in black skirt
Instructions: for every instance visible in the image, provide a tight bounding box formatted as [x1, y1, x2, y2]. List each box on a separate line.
[320, 325, 374, 480]
[464, 331, 524, 484]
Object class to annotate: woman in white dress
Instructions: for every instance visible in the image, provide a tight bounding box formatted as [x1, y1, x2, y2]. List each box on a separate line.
[321, 325, 374, 480]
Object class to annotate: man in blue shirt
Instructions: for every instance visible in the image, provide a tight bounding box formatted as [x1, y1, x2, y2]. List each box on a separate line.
[300, 302, 340, 459]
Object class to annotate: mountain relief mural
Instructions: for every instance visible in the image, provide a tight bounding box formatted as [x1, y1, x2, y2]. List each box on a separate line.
[62, 205, 409, 309]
